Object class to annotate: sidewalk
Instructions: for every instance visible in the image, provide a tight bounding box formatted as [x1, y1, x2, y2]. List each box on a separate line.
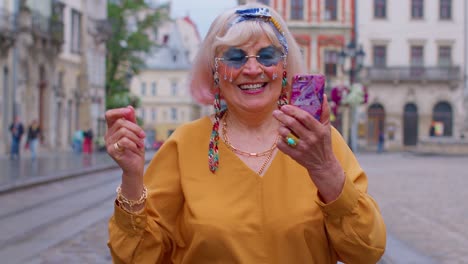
[0, 150, 156, 194]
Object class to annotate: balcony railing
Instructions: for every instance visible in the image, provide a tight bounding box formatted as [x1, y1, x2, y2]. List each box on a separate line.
[0, 9, 16, 50]
[363, 66, 461, 82]
[88, 18, 112, 44]
[30, 11, 64, 43]
[0, 8, 15, 31]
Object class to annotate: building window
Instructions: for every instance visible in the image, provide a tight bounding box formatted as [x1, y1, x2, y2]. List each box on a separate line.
[440, 0, 452, 20]
[257, 0, 270, 5]
[373, 45, 387, 67]
[374, 0, 386, 18]
[2, 67, 8, 117]
[152, 108, 157, 121]
[151, 81, 156, 95]
[290, 0, 304, 20]
[181, 110, 186, 121]
[141, 82, 146, 95]
[432, 102, 452, 136]
[410, 45, 424, 76]
[325, 0, 338, 21]
[140, 108, 146, 121]
[71, 9, 82, 53]
[324, 50, 338, 77]
[171, 108, 177, 121]
[55, 71, 64, 99]
[171, 80, 177, 95]
[410, 46, 424, 66]
[167, 129, 174, 137]
[411, 0, 424, 19]
[438, 46, 452, 67]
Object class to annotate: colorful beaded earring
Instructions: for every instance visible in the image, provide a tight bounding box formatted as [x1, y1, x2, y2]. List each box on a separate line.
[209, 58, 223, 173]
[277, 57, 289, 107]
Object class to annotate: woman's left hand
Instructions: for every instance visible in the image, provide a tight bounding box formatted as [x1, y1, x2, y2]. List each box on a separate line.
[273, 94, 345, 202]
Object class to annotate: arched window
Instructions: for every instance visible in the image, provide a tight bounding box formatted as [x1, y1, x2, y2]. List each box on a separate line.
[432, 102, 452, 136]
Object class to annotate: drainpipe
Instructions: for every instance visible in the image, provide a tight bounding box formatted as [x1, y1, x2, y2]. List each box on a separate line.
[11, 0, 20, 119]
[350, 0, 359, 152]
[464, 0, 468, 135]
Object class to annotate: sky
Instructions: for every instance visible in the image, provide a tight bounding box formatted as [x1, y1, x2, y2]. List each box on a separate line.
[169, 0, 238, 38]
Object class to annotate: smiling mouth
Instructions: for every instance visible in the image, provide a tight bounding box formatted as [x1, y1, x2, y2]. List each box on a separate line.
[238, 83, 267, 91]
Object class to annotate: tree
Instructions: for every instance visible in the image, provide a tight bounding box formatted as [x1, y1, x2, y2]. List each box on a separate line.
[106, 0, 169, 110]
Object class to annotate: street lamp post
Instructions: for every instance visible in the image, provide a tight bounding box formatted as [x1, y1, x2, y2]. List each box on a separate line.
[338, 41, 365, 151]
[338, 41, 365, 85]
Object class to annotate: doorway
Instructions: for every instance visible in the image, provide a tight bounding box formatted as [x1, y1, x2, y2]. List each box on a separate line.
[403, 103, 418, 145]
[367, 104, 385, 145]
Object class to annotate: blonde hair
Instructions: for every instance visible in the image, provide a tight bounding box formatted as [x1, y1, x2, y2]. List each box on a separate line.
[189, 3, 305, 105]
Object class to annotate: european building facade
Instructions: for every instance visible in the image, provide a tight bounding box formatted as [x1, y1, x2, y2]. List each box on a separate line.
[0, 0, 108, 155]
[131, 16, 201, 145]
[239, 0, 468, 152]
[358, 0, 467, 151]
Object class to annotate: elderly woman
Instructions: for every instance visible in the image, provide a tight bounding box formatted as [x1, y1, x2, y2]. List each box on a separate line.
[105, 4, 386, 264]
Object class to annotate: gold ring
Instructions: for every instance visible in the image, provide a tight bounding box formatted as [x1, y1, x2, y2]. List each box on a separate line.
[114, 141, 124, 152]
[285, 133, 299, 147]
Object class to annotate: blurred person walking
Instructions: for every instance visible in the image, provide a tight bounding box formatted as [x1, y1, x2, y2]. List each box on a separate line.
[83, 128, 94, 155]
[25, 119, 42, 160]
[72, 130, 84, 153]
[9, 116, 24, 160]
[377, 130, 385, 153]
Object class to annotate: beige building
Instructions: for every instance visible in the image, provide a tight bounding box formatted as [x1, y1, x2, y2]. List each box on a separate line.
[130, 16, 201, 145]
[0, 0, 108, 155]
[358, 0, 467, 152]
[53, 0, 109, 150]
[0, 0, 16, 154]
[0, 0, 64, 154]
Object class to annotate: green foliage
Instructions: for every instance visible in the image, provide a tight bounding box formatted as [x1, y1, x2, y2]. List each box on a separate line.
[136, 116, 144, 127]
[105, 0, 168, 110]
[106, 92, 142, 109]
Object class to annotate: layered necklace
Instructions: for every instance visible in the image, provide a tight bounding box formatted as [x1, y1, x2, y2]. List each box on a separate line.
[222, 112, 279, 175]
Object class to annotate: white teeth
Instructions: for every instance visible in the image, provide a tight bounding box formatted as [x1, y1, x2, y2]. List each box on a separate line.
[239, 83, 263, 90]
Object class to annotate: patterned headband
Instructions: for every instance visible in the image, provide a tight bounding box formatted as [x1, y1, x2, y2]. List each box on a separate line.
[231, 7, 289, 55]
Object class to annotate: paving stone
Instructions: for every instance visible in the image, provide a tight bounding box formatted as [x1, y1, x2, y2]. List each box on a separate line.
[30, 152, 468, 263]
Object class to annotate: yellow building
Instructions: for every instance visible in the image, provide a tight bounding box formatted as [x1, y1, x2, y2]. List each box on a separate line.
[130, 16, 201, 146]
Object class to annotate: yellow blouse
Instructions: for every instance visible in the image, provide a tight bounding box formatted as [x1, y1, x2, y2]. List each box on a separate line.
[108, 117, 386, 264]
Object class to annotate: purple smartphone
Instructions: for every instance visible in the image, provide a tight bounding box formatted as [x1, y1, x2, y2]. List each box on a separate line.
[290, 74, 325, 121]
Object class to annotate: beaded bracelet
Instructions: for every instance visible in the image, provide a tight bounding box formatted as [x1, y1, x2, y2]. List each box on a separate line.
[116, 185, 148, 208]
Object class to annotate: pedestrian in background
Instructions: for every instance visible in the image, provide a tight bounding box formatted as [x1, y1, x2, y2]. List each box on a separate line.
[429, 121, 436, 137]
[26, 119, 41, 160]
[105, 4, 386, 263]
[9, 116, 24, 160]
[377, 129, 385, 153]
[82, 128, 94, 155]
[72, 130, 84, 153]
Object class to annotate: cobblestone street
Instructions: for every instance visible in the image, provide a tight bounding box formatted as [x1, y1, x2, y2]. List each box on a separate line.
[362, 152, 468, 263]
[32, 219, 112, 264]
[28, 152, 468, 264]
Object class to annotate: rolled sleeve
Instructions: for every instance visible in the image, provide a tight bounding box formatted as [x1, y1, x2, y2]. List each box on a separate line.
[315, 174, 361, 217]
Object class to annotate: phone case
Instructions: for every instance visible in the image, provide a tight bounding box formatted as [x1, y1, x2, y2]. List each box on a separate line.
[290, 74, 325, 121]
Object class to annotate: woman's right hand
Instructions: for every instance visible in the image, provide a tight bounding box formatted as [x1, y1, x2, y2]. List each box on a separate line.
[105, 106, 146, 187]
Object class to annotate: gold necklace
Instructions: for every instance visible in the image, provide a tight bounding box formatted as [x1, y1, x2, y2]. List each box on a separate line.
[222, 113, 278, 175]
